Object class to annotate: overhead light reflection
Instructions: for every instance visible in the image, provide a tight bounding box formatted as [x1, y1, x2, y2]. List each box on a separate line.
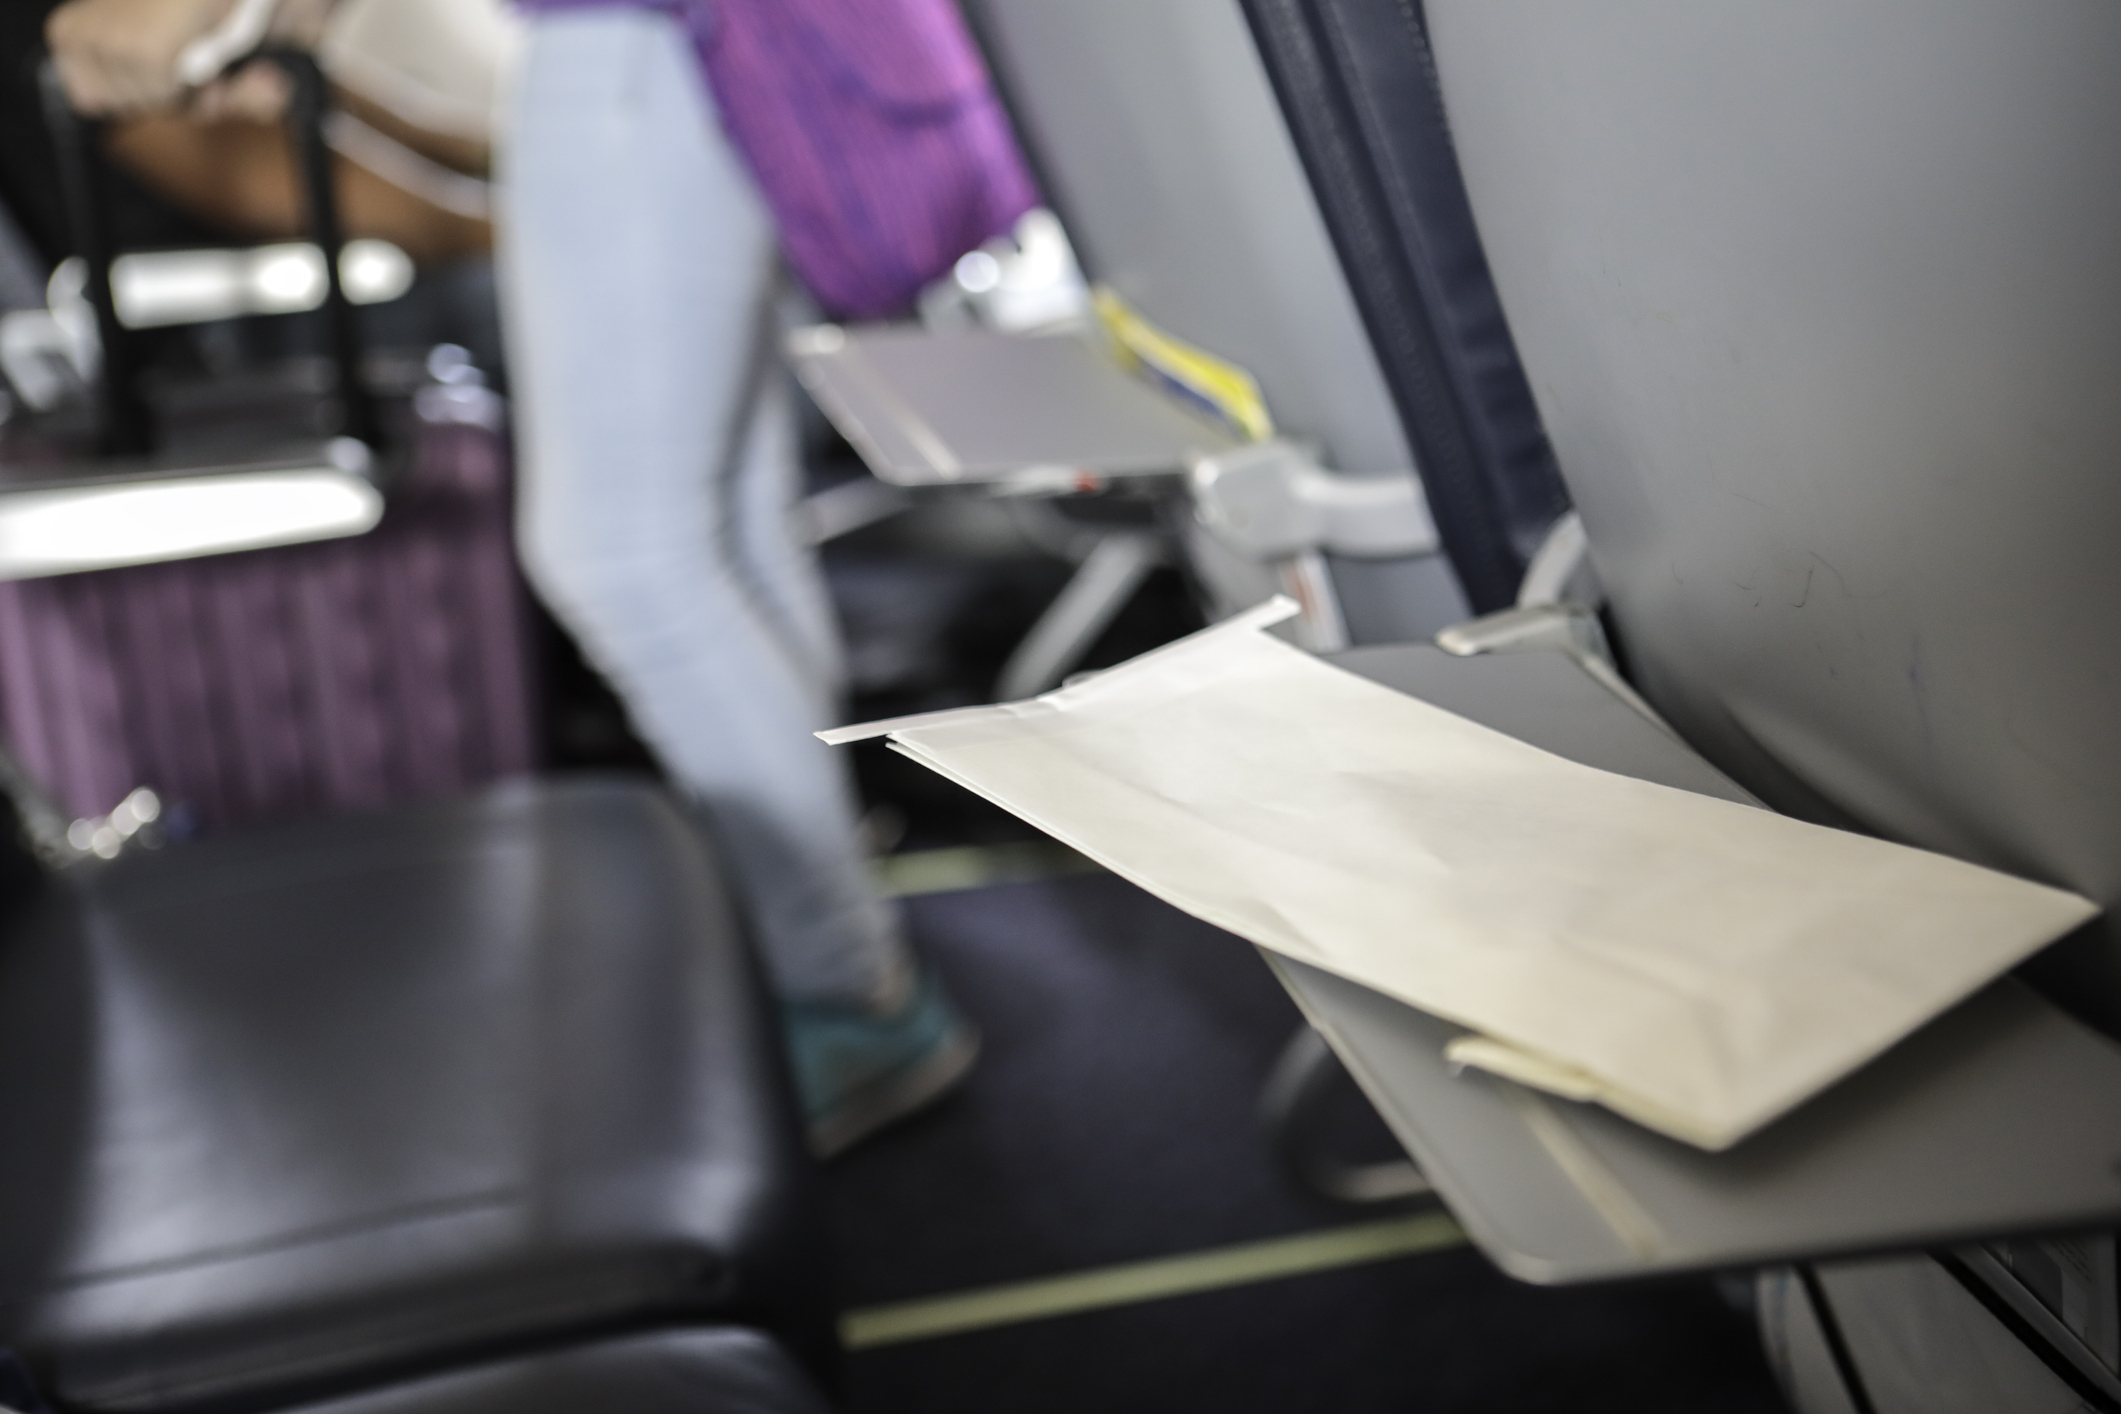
[103, 240, 415, 330]
[0, 444, 383, 579]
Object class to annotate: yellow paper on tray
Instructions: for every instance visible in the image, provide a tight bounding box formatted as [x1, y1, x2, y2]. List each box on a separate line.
[1093, 287, 1275, 443]
[822, 601, 2098, 1150]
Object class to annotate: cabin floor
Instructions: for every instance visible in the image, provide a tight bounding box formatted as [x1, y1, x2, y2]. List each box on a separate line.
[824, 866, 1789, 1414]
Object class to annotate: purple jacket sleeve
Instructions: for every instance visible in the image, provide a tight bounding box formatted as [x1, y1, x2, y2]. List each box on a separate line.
[516, 0, 1041, 319]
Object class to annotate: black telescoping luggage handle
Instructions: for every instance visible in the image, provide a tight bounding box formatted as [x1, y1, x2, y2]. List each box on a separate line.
[35, 48, 379, 456]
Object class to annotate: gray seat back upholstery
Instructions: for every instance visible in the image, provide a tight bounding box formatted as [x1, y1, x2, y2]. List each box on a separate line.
[962, 0, 1470, 643]
[1423, 0, 2121, 1025]
[1237, 0, 1573, 612]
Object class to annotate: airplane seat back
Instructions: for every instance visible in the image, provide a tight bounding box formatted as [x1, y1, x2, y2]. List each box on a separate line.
[1234, 0, 1574, 613]
[1421, 0, 2121, 1040]
[958, 0, 1476, 644]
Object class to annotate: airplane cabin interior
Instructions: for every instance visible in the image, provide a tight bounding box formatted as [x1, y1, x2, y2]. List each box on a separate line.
[0, 1, 2115, 1412]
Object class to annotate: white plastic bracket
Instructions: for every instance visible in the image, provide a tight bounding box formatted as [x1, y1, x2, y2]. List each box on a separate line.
[1187, 439, 1440, 562]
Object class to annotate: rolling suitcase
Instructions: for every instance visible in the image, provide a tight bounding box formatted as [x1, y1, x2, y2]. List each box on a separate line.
[0, 51, 533, 833]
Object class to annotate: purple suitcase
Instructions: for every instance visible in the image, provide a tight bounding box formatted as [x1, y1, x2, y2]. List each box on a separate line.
[0, 401, 535, 832]
[0, 54, 536, 833]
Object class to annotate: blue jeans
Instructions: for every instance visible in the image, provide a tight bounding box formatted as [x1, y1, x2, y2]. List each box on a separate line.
[500, 8, 906, 1006]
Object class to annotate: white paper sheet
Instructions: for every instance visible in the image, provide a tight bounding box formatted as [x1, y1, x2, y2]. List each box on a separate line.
[822, 601, 2098, 1149]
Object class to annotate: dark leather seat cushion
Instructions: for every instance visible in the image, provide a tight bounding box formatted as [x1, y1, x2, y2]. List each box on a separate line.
[0, 777, 826, 1413]
[271, 1330, 834, 1414]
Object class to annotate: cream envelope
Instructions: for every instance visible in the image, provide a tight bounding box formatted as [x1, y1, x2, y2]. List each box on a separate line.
[823, 600, 2098, 1149]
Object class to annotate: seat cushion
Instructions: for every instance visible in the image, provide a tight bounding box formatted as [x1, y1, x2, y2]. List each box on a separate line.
[271, 1329, 833, 1414]
[0, 777, 827, 1413]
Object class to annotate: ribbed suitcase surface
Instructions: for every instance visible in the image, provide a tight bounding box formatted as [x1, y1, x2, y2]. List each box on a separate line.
[0, 405, 535, 831]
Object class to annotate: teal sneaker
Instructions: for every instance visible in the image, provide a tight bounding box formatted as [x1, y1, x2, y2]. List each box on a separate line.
[781, 965, 979, 1158]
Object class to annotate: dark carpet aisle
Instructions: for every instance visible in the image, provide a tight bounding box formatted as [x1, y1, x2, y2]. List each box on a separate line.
[824, 872, 1791, 1414]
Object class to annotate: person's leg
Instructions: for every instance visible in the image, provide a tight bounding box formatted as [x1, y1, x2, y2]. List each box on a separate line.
[498, 9, 975, 1154]
[727, 359, 847, 705]
[498, 9, 896, 1007]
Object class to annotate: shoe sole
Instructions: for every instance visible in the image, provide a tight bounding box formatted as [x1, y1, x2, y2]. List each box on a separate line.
[810, 1025, 981, 1159]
